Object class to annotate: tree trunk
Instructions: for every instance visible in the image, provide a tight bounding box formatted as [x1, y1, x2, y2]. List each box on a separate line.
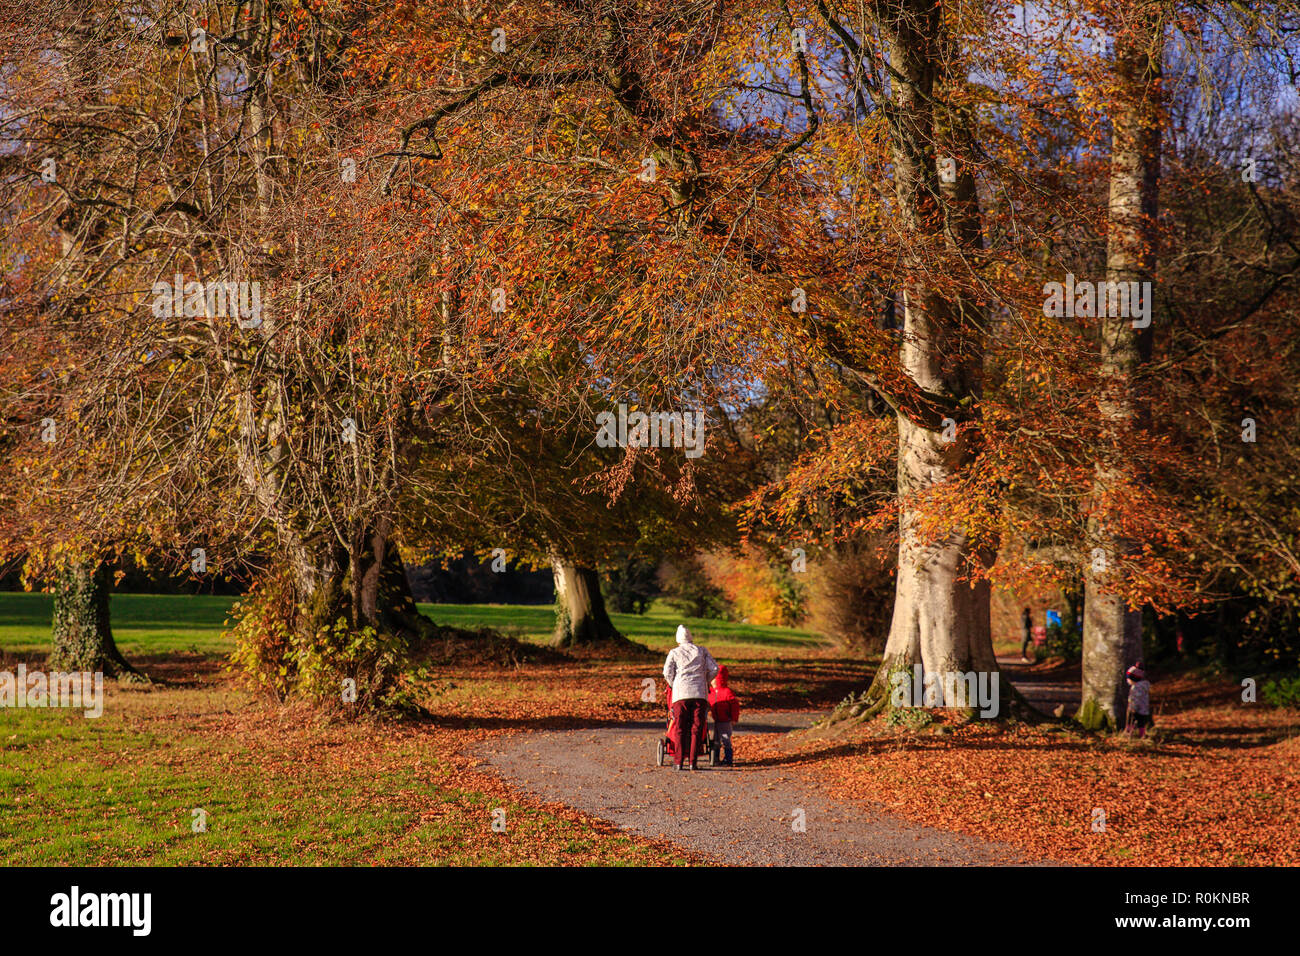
[49, 562, 141, 678]
[835, 0, 1006, 719]
[1080, 592, 1143, 728]
[44, 26, 141, 681]
[243, 0, 276, 212]
[1080, 10, 1163, 730]
[551, 554, 623, 647]
[361, 527, 434, 640]
[294, 528, 433, 642]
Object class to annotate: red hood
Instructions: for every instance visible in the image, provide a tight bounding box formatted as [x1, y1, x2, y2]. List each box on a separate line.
[714, 665, 730, 689]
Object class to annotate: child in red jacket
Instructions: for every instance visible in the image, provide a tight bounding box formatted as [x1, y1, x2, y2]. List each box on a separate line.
[708, 665, 741, 766]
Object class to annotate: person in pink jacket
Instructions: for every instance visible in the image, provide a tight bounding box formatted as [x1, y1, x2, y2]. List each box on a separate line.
[662, 624, 718, 771]
[708, 665, 741, 766]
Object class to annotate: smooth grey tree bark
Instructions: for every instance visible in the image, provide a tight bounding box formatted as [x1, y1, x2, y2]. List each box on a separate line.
[551, 553, 623, 647]
[831, 0, 1005, 719]
[1080, 10, 1164, 730]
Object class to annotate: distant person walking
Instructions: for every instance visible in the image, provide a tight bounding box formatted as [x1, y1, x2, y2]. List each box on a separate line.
[1021, 607, 1034, 662]
[663, 625, 718, 771]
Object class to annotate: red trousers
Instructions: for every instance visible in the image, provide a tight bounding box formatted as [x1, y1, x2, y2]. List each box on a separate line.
[672, 698, 707, 767]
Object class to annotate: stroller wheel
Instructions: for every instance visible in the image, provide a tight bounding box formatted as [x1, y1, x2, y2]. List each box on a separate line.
[656, 737, 666, 767]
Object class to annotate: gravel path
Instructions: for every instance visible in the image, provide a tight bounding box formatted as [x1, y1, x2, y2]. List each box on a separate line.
[480, 711, 1043, 866]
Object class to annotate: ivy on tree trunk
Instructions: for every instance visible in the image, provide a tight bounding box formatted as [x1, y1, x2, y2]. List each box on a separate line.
[49, 562, 140, 678]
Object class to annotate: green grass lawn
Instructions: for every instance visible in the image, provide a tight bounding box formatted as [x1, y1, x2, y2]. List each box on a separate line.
[1, 591, 737, 866]
[423, 601, 827, 653]
[0, 592, 830, 659]
[0, 592, 235, 658]
[0, 686, 687, 866]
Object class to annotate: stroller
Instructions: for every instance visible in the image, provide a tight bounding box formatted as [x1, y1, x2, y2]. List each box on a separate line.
[655, 688, 719, 767]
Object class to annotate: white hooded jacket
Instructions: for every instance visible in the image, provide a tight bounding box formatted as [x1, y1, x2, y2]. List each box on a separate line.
[663, 625, 719, 702]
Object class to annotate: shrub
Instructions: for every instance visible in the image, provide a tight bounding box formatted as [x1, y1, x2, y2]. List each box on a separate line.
[226, 571, 298, 703]
[770, 562, 807, 627]
[658, 554, 733, 620]
[226, 569, 410, 716]
[603, 554, 659, 614]
[803, 539, 895, 652]
[696, 547, 806, 627]
[884, 707, 934, 730]
[1045, 621, 1082, 660]
[1261, 673, 1300, 709]
[293, 616, 410, 716]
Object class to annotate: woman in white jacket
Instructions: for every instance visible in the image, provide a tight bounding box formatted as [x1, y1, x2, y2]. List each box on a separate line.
[663, 625, 719, 770]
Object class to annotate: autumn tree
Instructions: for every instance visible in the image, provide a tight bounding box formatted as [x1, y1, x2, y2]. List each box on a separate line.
[1078, 2, 1165, 729]
[401, 347, 751, 647]
[0, 5, 147, 677]
[0, 2, 491, 704]
[362, 1, 801, 643]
